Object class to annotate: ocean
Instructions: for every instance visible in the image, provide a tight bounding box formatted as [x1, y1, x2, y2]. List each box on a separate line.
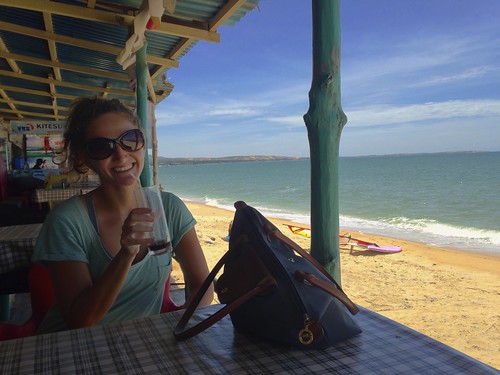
[157, 152, 500, 256]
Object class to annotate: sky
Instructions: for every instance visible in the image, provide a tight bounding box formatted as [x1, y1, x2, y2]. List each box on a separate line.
[153, 0, 500, 158]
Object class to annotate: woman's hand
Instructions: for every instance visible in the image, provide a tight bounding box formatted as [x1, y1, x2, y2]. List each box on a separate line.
[47, 208, 157, 329]
[120, 207, 155, 255]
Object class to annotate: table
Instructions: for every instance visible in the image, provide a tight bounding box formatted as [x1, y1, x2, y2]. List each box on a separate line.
[0, 223, 42, 320]
[0, 305, 496, 374]
[0, 224, 42, 275]
[32, 187, 96, 204]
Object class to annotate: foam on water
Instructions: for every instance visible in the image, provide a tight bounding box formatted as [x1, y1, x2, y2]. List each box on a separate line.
[340, 215, 500, 256]
[160, 152, 500, 257]
[185, 195, 500, 256]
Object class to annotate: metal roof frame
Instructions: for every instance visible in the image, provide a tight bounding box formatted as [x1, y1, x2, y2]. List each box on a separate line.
[0, 0, 259, 122]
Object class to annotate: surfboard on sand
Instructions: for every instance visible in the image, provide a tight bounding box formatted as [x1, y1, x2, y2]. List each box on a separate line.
[284, 224, 402, 254]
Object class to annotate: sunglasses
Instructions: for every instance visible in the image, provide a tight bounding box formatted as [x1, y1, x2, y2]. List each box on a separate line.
[85, 129, 145, 160]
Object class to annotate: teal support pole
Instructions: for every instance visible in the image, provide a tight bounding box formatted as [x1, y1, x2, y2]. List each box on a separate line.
[304, 0, 346, 284]
[136, 41, 152, 187]
[0, 295, 10, 321]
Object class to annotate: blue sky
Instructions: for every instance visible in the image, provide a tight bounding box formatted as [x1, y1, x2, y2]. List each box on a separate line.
[154, 0, 500, 158]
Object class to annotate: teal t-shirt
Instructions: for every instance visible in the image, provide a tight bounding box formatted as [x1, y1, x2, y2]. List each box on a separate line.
[32, 191, 196, 334]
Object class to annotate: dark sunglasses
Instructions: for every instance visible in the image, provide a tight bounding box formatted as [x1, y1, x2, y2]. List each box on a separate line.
[85, 129, 145, 160]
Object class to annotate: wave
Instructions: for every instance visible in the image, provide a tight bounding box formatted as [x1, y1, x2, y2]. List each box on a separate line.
[182, 195, 499, 255]
[340, 215, 500, 256]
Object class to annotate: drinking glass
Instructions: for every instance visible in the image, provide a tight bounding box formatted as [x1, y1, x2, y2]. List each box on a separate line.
[134, 185, 172, 256]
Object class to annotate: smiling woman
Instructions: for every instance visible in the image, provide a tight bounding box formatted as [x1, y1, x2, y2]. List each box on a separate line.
[31, 97, 213, 334]
[85, 129, 145, 161]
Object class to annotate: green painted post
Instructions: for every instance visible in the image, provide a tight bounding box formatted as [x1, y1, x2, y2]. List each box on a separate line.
[0, 295, 10, 321]
[136, 42, 152, 187]
[304, 0, 346, 284]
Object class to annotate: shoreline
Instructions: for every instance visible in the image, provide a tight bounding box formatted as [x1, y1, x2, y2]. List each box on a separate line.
[177, 201, 500, 369]
[180, 198, 499, 258]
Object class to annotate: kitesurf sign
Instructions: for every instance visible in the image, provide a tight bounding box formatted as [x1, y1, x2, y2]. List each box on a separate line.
[10, 121, 65, 135]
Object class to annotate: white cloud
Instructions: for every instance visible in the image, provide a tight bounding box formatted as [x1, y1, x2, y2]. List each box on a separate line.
[346, 100, 500, 127]
[265, 115, 304, 127]
[207, 107, 260, 117]
[410, 66, 498, 88]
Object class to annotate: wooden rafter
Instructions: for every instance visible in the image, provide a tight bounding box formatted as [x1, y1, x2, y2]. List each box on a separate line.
[0, 69, 133, 97]
[0, 0, 258, 121]
[1, 0, 220, 43]
[0, 51, 129, 81]
[152, 0, 244, 78]
[0, 21, 179, 69]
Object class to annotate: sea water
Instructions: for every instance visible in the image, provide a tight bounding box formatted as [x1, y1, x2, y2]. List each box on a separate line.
[158, 152, 500, 256]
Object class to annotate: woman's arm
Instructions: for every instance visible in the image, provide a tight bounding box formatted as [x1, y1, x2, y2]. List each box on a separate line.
[174, 227, 214, 307]
[47, 250, 136, 328]
[46, 207, 154, 328]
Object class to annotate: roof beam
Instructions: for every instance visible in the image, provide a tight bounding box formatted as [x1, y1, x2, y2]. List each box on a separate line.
[101, 83, 111, 98]
[0, 84, 136, 105]
[48, 74, 59, 119]
[209, 0, 247, 30]
[0, 84, 72, 100]
[0, 21, 179, 69]
[43, 12, 61, 120]
[1, 0, 220, 43]
[0, 37, 21, 74]
[0, 98, 68, 112]
[0, 38, 22, 118]
[153, 0, 243, 78]
[0, 107, 64, 120]
[0, 69, 134, 97]
[42, 12, 62, 82]
[0, 89, 22, 119]
[0, 51, 129, 81]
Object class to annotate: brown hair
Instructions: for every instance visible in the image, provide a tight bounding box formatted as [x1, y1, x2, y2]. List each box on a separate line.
[60, 97, 140, 173]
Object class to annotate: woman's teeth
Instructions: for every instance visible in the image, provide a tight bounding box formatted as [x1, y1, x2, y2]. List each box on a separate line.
[114, 164, 133, 172]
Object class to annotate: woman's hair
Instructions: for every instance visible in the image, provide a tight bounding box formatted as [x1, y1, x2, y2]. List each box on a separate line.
[61, 97, 140, 173]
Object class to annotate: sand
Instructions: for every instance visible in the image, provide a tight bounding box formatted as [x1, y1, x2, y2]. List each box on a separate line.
[170, 201, 500, 369]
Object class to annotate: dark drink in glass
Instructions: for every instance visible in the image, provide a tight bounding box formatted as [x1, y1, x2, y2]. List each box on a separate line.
[149, 240, 172, 256]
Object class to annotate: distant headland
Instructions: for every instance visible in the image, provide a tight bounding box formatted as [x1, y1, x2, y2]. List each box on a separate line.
[156, 155, 307, 166]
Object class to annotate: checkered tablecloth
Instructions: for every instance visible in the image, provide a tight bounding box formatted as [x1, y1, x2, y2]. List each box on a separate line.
[0, 224, 42, 274]
[32, 187, 96, 203]
[0, 305, 496, 374]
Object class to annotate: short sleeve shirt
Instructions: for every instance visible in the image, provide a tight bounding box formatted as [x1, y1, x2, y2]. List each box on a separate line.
[32, 191, 196, 334]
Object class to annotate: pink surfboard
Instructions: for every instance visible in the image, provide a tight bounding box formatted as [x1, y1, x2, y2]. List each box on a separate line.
[366, 245, 402, 253]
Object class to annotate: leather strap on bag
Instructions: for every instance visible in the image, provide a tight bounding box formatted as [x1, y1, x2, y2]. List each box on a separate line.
[265, 224, 359, 315]
[294, 270, 359, 314]
[173, 248, 276, 341]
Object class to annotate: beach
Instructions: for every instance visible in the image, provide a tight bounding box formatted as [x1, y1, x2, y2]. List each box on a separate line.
[173, 201, 500, 369]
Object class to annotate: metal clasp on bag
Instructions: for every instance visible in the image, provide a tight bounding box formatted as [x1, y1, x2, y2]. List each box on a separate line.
[298, 314, 314, 345]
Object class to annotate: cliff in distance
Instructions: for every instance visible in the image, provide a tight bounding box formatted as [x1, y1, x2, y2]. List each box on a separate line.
[156, 155, 306, 166]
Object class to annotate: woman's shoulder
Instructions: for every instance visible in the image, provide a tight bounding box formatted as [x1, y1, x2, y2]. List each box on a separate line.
[160, 191, 184, 207]
[49, 195, 83, 213]
[44, 195, 85, 224]
[159, 191, 194, 221]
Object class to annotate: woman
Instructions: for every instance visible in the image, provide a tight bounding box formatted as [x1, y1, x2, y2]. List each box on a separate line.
[33, 97, 213, 333]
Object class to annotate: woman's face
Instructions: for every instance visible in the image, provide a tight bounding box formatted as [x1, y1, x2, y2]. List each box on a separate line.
[84, 112, 145, 187]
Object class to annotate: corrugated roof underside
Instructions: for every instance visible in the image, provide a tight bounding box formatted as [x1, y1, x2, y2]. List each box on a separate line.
[0, 0, 260, 121]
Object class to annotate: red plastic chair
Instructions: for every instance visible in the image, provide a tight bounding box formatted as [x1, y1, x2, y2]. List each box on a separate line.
[0, 267, 179, 341]
[0, 264, 55, 341]
[160, 274, 183, 313]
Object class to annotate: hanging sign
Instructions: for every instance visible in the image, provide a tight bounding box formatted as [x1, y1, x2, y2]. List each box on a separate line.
[10, 121, 65, 135]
